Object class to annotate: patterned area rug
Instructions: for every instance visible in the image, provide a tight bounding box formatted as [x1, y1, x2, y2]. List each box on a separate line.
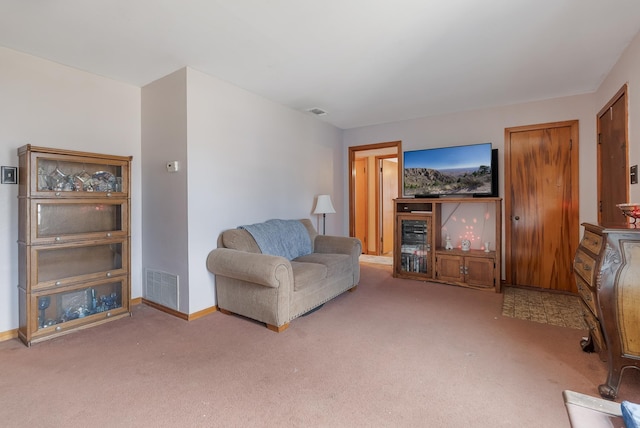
[502, 286, 587, 330]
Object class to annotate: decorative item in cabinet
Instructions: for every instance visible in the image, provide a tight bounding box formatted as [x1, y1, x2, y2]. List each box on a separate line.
[17, 145, 132, 346]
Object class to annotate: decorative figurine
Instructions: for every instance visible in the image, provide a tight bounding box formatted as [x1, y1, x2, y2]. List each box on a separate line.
[38, 296, 51, 328]
[445, 235, 453, 250]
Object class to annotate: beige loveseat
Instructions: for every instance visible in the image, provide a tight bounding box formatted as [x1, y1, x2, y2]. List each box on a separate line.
[206, 219, 361, 332]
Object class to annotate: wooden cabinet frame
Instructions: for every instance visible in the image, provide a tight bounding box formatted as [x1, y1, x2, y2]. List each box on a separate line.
[17, 145, 132, 346]
[394, 197, 502, 292]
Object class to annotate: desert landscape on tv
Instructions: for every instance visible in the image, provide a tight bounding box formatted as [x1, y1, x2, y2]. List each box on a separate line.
[404, 164, 492, 196]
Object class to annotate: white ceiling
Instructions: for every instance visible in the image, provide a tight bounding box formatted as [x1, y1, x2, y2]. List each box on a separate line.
[1, 1, 640, 129]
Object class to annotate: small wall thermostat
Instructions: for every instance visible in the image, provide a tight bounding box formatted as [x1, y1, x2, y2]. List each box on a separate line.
[166, 161, 179, 173]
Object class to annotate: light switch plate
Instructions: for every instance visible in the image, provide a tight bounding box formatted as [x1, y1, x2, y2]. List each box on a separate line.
[631, 165, 638, 184]
[1, 166, 17, 184]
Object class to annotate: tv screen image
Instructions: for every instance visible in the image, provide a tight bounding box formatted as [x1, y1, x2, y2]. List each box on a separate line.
[403, 142, 493, 197]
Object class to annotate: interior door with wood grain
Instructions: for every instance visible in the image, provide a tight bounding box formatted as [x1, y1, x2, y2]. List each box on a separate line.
[380, 157, 398, 255]
[505, 121, 579, 292]
[598, 85, 628, 224]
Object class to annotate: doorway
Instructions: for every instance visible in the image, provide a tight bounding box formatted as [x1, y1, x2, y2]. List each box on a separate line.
[598, 84, 629, 224]
[504, 121, 579, 292]
[349, 141, 401, 255]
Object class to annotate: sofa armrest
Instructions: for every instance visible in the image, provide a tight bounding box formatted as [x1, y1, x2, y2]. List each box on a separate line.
[314, 235, 362, 257]
[206, 248, 292, 288]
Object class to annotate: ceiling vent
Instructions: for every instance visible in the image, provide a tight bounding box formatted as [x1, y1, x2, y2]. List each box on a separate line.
[307, 107, 327, 116]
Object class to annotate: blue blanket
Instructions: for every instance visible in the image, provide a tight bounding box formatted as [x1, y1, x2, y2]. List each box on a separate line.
[623, 401, 640, 428]
[239, 219, 312, 260]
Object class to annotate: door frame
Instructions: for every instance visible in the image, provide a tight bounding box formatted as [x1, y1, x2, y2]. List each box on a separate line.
[504, 120, 579, 287]
[348, 141, 402, 252]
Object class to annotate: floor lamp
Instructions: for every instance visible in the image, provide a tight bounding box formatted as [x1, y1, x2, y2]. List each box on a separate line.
[313, 194, 335, 235]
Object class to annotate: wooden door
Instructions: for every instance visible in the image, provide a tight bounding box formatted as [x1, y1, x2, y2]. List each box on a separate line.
[505, 121, 579, 292]
[380, 157, 398, 255]
[354, 158, 367, 253]
[598, 85, 628, 224]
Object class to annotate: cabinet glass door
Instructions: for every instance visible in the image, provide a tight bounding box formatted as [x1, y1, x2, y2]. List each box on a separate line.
[34, 279, 127, 332]
[32, 240, 128, 289]
[32, 199, 128, 243]
[32, 153, 128, 196]
[399, 217, 432, 276]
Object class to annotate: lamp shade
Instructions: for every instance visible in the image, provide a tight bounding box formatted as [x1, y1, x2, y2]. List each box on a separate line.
[313, 194, 336, 214]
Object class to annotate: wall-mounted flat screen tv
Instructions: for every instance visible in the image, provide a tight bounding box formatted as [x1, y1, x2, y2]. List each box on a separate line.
[403, 142, 496, 198]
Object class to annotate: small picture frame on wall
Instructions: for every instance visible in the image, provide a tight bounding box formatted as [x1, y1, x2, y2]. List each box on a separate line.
[1, 166, 17, 184]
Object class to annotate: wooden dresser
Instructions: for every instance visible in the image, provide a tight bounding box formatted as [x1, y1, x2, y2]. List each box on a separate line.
[574, 223, 640, 399]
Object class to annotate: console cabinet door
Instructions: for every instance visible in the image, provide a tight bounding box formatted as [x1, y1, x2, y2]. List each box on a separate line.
[436, 253, 494, 288]
[395, 214, 432, 279]
[435, 254, 464, 283]
[465, 257, 494, 288]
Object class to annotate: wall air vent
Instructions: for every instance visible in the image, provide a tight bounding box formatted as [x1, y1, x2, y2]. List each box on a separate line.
[307, 107, 328, 116]
[145, 268, 179, 311]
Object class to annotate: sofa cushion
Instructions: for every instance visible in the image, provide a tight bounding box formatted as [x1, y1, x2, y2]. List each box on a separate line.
[220, 229, 261, 253]
[291, 261, 327, 291]
[294, 253, 352, 278]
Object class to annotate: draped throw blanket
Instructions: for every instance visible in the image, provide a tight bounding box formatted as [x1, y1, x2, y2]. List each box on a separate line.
[239, 219, 312, 260]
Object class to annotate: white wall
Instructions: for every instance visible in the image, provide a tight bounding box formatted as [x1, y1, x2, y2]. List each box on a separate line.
[343, 31, 640, 233]
[595, 30, 640, 203]
[142, 67, 344, 314]
[0, 46, 141, 334]
[141, 68, 190, 313]
[343, 94, 597, 226]
[3, 29, 639, 331]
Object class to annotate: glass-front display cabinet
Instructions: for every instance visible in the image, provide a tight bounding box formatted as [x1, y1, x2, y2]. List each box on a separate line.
[17, 145, 132, 346]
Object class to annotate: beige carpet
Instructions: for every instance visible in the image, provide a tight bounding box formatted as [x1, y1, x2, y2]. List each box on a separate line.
[502, 286, 587, 329]
[3, 264, 638, 427]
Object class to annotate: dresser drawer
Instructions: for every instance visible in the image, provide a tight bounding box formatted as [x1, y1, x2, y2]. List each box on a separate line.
[582, 301, 606, 352]
[574, 248, 597, 286]
[576, 274, 597, 316]
[581, 230, 604, 255]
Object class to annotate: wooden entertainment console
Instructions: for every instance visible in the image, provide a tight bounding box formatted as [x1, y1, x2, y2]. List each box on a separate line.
[393, 197, 502, 292]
